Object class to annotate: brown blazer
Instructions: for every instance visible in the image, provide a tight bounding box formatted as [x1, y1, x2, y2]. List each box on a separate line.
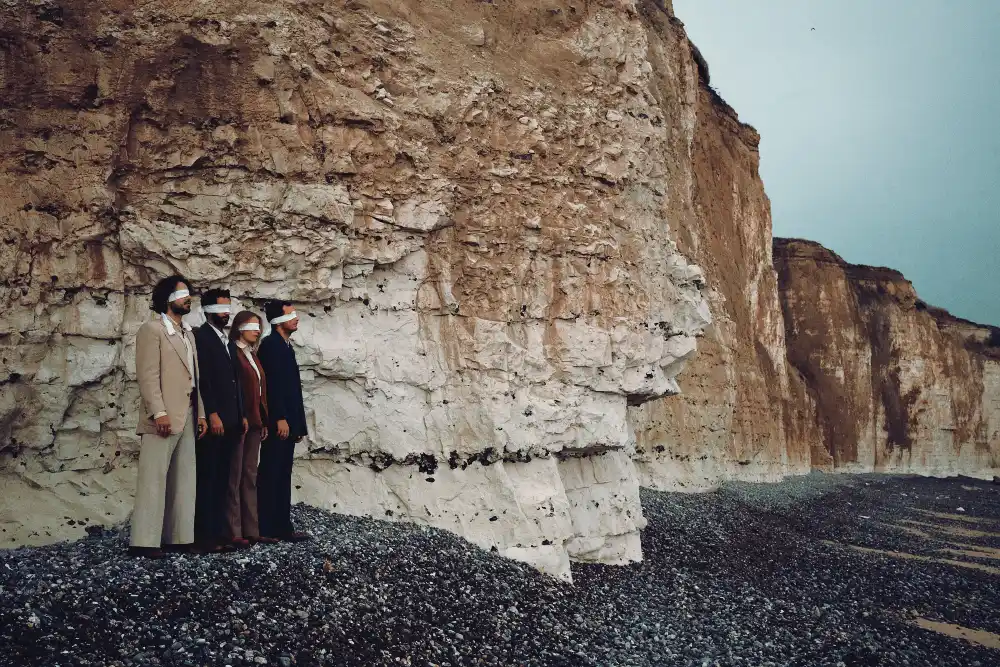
[134, 316, 206, 436]
[234, 344, 268, 428]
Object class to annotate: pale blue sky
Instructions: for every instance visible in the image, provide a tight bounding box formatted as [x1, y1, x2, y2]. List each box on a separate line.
[673, 0, 1000, 326]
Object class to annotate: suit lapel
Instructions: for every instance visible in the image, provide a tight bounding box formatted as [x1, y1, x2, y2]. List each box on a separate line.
[184, 330, 197, 377]
[203, 323, 231, 357]
[216, 329, 231, 357]
[160, 318, 193, 378]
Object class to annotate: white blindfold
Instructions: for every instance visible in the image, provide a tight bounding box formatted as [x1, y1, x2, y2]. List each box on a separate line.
[269, 312, 298, 325]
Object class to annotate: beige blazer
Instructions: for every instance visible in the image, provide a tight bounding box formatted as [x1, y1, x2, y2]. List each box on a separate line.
[134, 316, 206, 436]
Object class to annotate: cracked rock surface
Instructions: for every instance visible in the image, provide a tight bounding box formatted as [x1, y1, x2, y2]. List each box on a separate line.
[0, 0, 716, 576]
[775, 239, 1000, 478]
[1, 0, 998, 580]
[2, 474, 998, 666]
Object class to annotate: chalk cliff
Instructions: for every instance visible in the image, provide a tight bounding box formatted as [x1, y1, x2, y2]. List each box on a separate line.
[0, 0, 714, 580]
[1, 0, 997, 580]
[775, 238, 1000, 477]
[627, 6, 811, 492]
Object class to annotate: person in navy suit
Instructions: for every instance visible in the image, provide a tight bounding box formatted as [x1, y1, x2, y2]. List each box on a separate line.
[193, 288, 247, 552]
[256, 300, 311, 542]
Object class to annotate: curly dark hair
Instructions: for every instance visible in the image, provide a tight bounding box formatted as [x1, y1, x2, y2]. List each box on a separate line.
[264, 300, 293, 323]
[150, 275, 193, 314]
[201, 287, 231, 307]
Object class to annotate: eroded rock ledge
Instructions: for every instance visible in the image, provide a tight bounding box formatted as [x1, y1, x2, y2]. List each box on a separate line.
[1, 0, 997, 580]
[0, 0, 713, 580]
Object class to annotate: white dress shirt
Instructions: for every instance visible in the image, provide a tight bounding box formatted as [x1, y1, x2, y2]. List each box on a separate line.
[153, 313, 195, 419]
[208, 322, 230, 355]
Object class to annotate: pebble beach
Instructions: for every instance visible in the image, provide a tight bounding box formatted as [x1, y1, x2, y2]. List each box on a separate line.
[2, 473, 998, 666]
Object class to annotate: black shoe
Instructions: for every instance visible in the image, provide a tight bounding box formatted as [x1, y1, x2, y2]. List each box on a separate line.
[128, 546, 165, 559]
[279, 532, 312, 543]
[189, 541, 232, 554]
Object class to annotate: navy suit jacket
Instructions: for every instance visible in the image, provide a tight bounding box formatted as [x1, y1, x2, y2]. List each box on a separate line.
[257, 332, 308, 439]
[194, 323, 244, 430]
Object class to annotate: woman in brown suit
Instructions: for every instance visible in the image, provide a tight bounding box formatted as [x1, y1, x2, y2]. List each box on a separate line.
[226, 311, 278, 545]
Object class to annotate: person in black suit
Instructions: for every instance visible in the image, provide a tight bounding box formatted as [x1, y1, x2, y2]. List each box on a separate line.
[256, 300, 311, 542]
[193, 288, 247, 552]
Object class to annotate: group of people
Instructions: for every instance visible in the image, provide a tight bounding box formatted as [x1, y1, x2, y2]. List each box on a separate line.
[127, 275, 311, 558]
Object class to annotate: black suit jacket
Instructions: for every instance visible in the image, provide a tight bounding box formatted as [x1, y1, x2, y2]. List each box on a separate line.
[194, 323, 244, 429]
[257, 332, 308, 439]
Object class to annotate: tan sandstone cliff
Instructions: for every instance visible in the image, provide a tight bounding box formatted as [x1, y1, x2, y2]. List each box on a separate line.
[775, 238, 1000, 477]
[1, 0, 996, 579]
[627, 6, 811, 492]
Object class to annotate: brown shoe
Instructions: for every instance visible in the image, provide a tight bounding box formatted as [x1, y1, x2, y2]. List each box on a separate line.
[128, 546, 165, 559]
[231, 538, 252, 549]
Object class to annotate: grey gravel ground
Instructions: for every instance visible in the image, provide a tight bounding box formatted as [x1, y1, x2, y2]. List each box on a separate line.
[1, 472, 998, 666]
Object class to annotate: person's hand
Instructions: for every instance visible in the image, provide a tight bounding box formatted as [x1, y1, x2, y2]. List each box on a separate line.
[242, 418, 249, 435]
[276, 419, 290, 440]
[209, 413, 224, 436]
[154, 415, 172, 437]
[197, 418, 208, 439]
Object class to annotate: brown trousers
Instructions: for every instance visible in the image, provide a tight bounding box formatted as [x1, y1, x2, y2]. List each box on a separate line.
[226, 426, 262, 539]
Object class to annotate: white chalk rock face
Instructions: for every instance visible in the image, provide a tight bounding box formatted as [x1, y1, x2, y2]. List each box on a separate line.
[0, 0, 711, 579]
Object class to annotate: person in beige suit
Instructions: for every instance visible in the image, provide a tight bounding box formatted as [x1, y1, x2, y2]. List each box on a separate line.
[129, 275, 208, 559]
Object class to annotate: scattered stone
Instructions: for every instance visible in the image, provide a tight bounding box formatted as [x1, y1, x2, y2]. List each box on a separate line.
[0, 475, 996, 666]
[462, 25, 486, 47]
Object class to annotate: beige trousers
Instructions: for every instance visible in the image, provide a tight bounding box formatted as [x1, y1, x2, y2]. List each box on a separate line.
[130, 415, 196, 548]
